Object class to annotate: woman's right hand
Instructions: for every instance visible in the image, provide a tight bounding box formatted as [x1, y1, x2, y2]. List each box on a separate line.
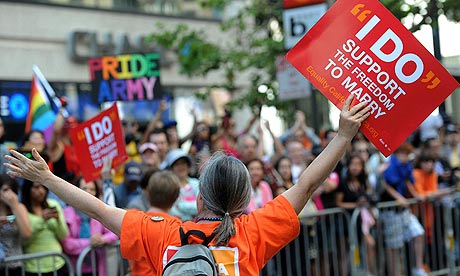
[4, 148, 51, 184]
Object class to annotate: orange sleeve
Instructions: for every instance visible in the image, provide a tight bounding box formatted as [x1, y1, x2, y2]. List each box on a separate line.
[240, 195, 300, 265]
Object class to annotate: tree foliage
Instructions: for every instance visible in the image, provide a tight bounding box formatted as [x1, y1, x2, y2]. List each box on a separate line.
[146, 0, 460, 120]
[382, 0, 460, 32]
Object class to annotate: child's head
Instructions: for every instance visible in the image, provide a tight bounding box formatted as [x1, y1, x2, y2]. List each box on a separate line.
[415, 154, 435, 173]
[394, 142, 414, 164]
[147, 171, 180, 210]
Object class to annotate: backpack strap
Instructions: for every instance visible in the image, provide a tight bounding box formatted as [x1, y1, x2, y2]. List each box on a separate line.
[180, 227, 216, 246]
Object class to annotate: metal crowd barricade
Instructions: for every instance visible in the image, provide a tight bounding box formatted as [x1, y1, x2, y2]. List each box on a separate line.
[0, 251, 74, 276]
[448, 192, 460, 276]
[268, 207, 350, 276]
[75, 240, 127, 276]
[347, 193, 460, 276]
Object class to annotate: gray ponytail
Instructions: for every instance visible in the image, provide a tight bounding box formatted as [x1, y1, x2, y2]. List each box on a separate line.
[199, 152, 251, 246]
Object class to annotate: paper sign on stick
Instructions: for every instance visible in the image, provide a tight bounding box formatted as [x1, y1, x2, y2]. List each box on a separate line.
[70, 104, 127, 182]
[286, 0, 459, 157]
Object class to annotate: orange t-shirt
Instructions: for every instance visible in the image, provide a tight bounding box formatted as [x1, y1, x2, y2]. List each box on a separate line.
[120, 195, 300, 276]
[129, 212, 181, 276]
[413, 169, 438, 242]
[413, 169, 438, 195]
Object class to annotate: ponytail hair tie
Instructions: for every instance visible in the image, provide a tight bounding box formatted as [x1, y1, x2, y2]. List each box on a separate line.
[224, 212, 230, 217]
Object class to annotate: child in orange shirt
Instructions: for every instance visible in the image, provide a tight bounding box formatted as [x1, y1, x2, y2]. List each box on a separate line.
[413, 154, 453, 243]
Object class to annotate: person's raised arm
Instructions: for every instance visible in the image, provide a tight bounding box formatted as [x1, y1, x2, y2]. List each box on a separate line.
[264, 120, 285, 165]
[141, 99, 167, 144]
[297, 110, 321, 146]
[256, 123, 265, 158]
[100, 157, 116, 207]
[4, 149, 126, 236]
[282, 95, 370, 214]
[179, 109, 198, 145]
[47, 108, 65, 157]
[240, 109, 259, 136]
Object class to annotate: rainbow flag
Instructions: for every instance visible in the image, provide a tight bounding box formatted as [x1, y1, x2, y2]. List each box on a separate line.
[25, 67, 60, 142]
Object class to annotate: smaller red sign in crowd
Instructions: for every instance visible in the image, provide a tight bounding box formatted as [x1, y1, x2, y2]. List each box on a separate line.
[286, 0, 459, 156]
[69, 104, 127, 182]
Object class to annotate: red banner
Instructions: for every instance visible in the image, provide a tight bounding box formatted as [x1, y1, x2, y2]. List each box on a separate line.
[70, 104, 127, 182]
[286, 0, 459, 156]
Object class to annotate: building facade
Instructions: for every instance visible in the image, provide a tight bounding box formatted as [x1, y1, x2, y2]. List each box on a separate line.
[0, 0, 247, 142]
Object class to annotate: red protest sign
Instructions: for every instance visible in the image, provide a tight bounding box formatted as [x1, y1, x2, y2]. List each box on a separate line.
[69, 104, 127, 182]
[286, 0, 459, 157]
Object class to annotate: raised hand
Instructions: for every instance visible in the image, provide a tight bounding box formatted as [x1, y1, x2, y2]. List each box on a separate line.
[295, 110, 305, 124]
[0, 188, 19, 208]
[337, 94, 370, 140]
[100, 157, 114, 180]
[4, 148, 51, 184]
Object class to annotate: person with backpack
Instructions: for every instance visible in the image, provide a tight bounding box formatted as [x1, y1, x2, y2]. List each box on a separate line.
[4, 94, 370, 275]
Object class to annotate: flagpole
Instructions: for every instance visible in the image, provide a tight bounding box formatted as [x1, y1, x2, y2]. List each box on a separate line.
[32, 64, 69, 117]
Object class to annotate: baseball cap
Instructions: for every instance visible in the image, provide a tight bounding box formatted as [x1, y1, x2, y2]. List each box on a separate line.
[163, 120, 177, 129]
[124, 161, 143, 182]
[165, 149, 192, 168]
[139, 142, 158, 154]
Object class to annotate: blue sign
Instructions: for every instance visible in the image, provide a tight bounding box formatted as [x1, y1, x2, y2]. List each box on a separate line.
[9, 93, 29, 119]
[0, 81, 31, 123]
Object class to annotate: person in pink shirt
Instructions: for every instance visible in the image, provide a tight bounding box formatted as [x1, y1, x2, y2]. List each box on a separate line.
[62, 177, 118, 276]
[245, 159, 273, 214]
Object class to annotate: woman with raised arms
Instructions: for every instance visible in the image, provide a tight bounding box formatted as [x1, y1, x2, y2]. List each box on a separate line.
[4, 94, 370, 276]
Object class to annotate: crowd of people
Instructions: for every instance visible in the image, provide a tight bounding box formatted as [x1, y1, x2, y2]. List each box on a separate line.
[0, 96, 459, 276]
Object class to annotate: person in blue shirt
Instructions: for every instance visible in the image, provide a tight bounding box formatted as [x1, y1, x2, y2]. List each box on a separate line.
[114, 161, 143, 209]
[380, 142, 427, 276]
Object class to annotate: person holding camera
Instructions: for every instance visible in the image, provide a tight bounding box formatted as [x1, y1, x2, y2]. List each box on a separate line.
[20, 179, 68, 276]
